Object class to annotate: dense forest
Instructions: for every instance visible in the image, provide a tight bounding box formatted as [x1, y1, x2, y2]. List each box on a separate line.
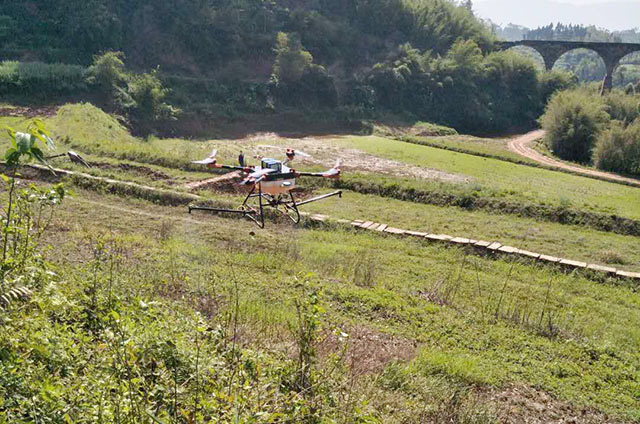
[0, 0, 583, 135]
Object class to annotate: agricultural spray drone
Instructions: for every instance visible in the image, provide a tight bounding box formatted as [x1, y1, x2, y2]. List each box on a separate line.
[188, 149, 342, 228]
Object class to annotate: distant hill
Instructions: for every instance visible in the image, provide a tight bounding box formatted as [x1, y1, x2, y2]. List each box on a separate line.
[475, 0, 640, 31]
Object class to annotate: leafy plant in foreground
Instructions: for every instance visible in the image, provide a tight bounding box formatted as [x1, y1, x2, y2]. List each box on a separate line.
[1, 121, 67, 305]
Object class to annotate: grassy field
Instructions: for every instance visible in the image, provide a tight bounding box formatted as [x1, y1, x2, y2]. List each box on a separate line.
[394, 134, 534, 164]
[3, 104, 640, 422]
[11, 190, 638, 421]
[335, 136, 640, 220]
[302, 189, 640, 272]
[37, 104, 640, 224]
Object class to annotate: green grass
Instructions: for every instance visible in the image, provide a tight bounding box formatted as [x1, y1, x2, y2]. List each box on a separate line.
[301, 189, 640, 271]
[397, 134, 534, 164]
[28, 191, 640, 420]
[0, 116, 30, 131]
[19, 103, 640, 224]
[335, 135, 640, 220]
[45, 103, 223, 170]
[3, 101, 640, 421]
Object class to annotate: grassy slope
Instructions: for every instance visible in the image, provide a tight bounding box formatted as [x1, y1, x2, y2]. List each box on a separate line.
[394, 134, 534, 163]
[36, 191, 640, 420]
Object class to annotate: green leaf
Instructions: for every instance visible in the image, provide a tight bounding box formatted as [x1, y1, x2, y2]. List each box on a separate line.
[43, 134, 56, 150]
[31, 130, 55, 150]
[4, 147, 16, 160]
[31, 146, 46, 164]
[5, 150, 21, 167]
[15, 132, 31, 153]
[5, 126, 17, 149]
[32, 119, 47, 134]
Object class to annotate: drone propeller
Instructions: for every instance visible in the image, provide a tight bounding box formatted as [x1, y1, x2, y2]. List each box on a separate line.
[192, 149, 218, 165]
[284, 148, 312, 164]
[295, 149, 312, 158]
[240, 168, 276, 185]
[294, 158, 342, 179]
[321, 158, 342, 178]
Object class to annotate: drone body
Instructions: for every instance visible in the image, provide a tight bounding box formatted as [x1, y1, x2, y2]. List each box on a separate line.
[189, 149, 342, 227]
[252, 158, 296, 195]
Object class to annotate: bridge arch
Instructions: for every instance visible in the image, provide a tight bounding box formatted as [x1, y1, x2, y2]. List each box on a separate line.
[496, 40, 640, 92]
[553, 48, 606, 82]
[502, 45, 546, 70]
[613, 51, 640, 87]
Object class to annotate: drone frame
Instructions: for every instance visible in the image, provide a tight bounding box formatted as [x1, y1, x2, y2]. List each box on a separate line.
[188, 186, 342, 228]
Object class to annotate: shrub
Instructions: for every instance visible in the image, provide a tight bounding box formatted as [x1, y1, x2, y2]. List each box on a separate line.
[624, 83, 636, 95]
[593, 118, 640, 175]
[603, 90, 640, 125]
[127, 71, 179, 123]
[85, 51, 129, 108]
[483, 50, 541, 131]
[538, 70, 578, 103]
[411, 122, 458, 136]
[272, 32, 313, 85]
[540, 89, 609, 163]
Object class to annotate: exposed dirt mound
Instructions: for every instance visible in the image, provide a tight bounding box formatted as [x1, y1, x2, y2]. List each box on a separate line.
[489, 385, 624, 424]
[185, 171, 246, 193]
[318, 325, 418, 376]
[0, 105, 59, 118]
[92, 162, 174, 182]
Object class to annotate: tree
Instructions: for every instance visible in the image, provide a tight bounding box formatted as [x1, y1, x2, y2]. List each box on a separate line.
[270, 32, 337, 108]
[272, 32, 313, 84]
[85, 51, 130, 109]
[127, 71, 179, 132]
[594, 119, 640, 175]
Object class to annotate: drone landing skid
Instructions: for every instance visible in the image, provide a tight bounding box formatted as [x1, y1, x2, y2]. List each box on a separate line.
[188, 188, 342, 228]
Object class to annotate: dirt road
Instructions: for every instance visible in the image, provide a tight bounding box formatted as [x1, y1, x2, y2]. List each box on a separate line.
[507, 130, 640, 187]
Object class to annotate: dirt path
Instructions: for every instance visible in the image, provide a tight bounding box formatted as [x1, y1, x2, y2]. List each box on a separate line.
[508, 130, 640, 187]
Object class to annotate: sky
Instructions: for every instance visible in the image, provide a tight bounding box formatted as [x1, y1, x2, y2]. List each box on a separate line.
[473, 0, 640, 31]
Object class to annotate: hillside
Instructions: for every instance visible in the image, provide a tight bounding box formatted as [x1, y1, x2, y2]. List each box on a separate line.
[0, 0, 581, 135]
[0, 0, 492, 74]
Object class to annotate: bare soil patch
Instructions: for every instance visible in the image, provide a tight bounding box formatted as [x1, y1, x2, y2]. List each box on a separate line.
[0, 105, 59, 118]
[318, 325, 418, 376]
[249, 135, 468, 184]
[91, 161, 174, 182]
[488, 385, 626, 424]
[184, 171, 246, 193]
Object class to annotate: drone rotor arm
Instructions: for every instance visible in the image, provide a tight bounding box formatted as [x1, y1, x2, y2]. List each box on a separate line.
[295, 159, 341, 179]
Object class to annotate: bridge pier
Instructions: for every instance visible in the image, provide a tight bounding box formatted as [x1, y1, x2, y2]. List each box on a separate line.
[601, 64, 616, 94]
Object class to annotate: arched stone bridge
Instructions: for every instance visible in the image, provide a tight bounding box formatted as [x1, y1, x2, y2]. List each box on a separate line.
[497, 40, 640, 91]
